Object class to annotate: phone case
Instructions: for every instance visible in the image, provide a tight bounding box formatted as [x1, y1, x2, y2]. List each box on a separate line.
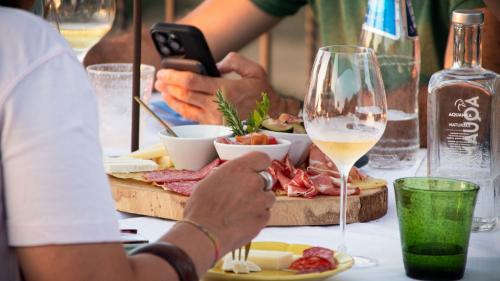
[151, 23, 220, 77]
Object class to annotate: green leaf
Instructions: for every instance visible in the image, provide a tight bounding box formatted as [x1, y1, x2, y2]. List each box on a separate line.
[246, 92, 271, 133]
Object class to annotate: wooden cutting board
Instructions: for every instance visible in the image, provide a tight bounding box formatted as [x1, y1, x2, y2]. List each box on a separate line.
[109, 177, 387, 226]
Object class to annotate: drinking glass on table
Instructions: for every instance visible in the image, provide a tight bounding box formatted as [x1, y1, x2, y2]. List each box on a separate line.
[42, 0, 115, 61]
[303, 45, 387, 267]
[87, 63, 155, 155]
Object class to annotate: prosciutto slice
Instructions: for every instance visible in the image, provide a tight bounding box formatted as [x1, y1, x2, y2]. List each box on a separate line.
[287, 169, 318, 198]
[144, 159, 221, 183]
[268, 147, 365, 198]
[308, 144, 368, 181]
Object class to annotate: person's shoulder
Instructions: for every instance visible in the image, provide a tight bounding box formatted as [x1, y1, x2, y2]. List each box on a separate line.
[0, 7, 75, 92]
[0, 7, 71, 53]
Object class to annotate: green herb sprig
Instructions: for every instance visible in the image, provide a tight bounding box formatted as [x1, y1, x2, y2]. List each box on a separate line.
[246, 92, 270, 133]
[214, 90, 270, 136]
[214, 90, 245, 136]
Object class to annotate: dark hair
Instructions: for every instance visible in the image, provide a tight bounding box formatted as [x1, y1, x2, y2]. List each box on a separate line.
[0, 0, 34, 9]
[0, 0, 20, 7]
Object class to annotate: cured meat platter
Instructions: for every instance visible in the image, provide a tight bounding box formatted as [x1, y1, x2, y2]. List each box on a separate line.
[109, 176, 387, 226]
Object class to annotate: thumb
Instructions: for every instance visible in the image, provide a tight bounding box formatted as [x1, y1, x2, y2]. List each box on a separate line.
[217, 52, 267, 79]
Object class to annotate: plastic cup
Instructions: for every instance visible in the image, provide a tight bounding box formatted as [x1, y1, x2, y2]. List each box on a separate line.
[87, 63, 155, 155]
[394, 177, 479, 280]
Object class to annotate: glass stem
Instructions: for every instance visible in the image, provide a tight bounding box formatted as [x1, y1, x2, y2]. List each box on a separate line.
[338, 170, 349, 253]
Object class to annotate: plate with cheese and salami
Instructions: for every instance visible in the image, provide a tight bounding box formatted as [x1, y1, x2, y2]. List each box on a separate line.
[204, 242, 353, 281]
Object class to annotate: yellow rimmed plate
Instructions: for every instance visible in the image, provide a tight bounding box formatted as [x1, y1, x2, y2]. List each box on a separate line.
[204, 242, 353, 281]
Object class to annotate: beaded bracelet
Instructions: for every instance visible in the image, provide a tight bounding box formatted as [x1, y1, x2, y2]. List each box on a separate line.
[175, 219, 220, 267]
[129, 241, 198, 281]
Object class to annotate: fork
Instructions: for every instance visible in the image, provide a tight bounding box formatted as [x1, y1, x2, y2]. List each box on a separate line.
[232, 242, 252, 262]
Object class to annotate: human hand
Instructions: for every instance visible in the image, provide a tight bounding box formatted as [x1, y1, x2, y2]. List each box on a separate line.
[155, 52, 279, 124]
[183, 152, 275, 255]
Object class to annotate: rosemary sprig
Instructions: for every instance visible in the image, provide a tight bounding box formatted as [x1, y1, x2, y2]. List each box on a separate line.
[214, 90, 246, 136]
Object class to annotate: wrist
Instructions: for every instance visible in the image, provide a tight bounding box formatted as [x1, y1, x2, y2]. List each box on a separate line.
[175, 220, 220, 266]
[160, 222, 216, 275]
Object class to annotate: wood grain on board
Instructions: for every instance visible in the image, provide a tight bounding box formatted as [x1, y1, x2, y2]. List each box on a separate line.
[110, 177, 387, 226]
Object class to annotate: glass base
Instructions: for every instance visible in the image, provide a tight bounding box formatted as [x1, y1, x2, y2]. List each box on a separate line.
[472, 217, 497, 232]
[352, 255, 378, 268]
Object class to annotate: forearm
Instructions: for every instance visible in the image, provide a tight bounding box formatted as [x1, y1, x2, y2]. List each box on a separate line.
[18, 223, 216, 281]
[127, 222, 217, 280]
[178, 0, 280, 61]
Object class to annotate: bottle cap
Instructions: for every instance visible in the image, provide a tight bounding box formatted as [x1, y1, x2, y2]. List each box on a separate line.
[452, 9, 484, 25]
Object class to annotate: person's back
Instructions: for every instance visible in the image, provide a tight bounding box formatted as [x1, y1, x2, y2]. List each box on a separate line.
[0, 7, 68, 280]
[0, 7, 121, 280]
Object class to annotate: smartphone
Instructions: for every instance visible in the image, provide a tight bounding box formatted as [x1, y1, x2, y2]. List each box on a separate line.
[151, 23, 220, 77]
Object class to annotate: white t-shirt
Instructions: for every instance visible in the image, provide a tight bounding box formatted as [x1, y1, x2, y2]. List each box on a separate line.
[0, 7, 120, 280]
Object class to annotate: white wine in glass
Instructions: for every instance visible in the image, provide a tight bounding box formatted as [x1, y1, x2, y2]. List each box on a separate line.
[43, 0, 116, 61]
[304, 45, 387, 267]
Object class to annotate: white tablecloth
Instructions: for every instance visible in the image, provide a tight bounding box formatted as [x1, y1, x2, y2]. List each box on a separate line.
[118, 148, 500, 280]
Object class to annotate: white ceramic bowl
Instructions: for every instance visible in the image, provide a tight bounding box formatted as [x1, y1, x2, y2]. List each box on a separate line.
[260, 129, 312, 165]
[214, 138, 291, 161]
[159, 125, 233, 170]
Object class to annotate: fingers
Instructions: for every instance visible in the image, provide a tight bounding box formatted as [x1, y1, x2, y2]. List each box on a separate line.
[156, 69, 219, 93]
[157, 83, 212, 108]
[232, 151, 272, 173]
[263, 191, 276, 209]
[161, 93, 204, 121]
[217, 52, 267, 79]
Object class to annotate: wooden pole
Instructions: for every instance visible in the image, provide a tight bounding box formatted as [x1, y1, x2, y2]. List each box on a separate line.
[165, 0, 175, 22]
[305, 7, 317, 78]
[131, 0, 142, 152]
[259, 33, 272, 78]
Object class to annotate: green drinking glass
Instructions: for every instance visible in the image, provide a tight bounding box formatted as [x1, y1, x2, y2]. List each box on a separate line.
[394, 177, 479, 280]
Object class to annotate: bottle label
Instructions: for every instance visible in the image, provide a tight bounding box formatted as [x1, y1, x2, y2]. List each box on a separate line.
[437, 85, 491, 168]
[363, 0, 400, 40]
[362, 0, 418, 39]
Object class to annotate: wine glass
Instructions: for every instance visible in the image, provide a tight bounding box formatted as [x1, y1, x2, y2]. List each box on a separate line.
[303, 45, 387, 267]
[42, 0, 116, 61]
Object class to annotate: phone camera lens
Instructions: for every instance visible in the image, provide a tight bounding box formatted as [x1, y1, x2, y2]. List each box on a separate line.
[160, 45, 171, 56]
[154, 33, 167, 44]
[168, 39, 182, 52]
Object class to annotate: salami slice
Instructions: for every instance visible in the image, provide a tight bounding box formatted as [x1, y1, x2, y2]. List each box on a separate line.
[303, 247, 335, 263]
[289, 256, 335, 273]
[161, 181, 198, 196]
[144, 159, 221, 183]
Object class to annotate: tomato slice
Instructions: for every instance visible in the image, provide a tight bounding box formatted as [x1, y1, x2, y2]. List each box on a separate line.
[267, 136, 278, 145]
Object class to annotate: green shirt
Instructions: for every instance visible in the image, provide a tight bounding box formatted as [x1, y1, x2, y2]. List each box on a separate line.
[251, 0, 485, 84]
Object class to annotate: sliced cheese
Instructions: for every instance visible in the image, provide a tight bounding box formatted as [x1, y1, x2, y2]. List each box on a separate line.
[222, 259, 261, 274]
[104, 157, 158, 174]
[130, 143, 166, 160]
[154, 155, 173, 169]
[221, 250, 294, 271]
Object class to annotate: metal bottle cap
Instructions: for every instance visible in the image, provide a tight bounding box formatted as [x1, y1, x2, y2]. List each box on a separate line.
[452, 9, 484, 25]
